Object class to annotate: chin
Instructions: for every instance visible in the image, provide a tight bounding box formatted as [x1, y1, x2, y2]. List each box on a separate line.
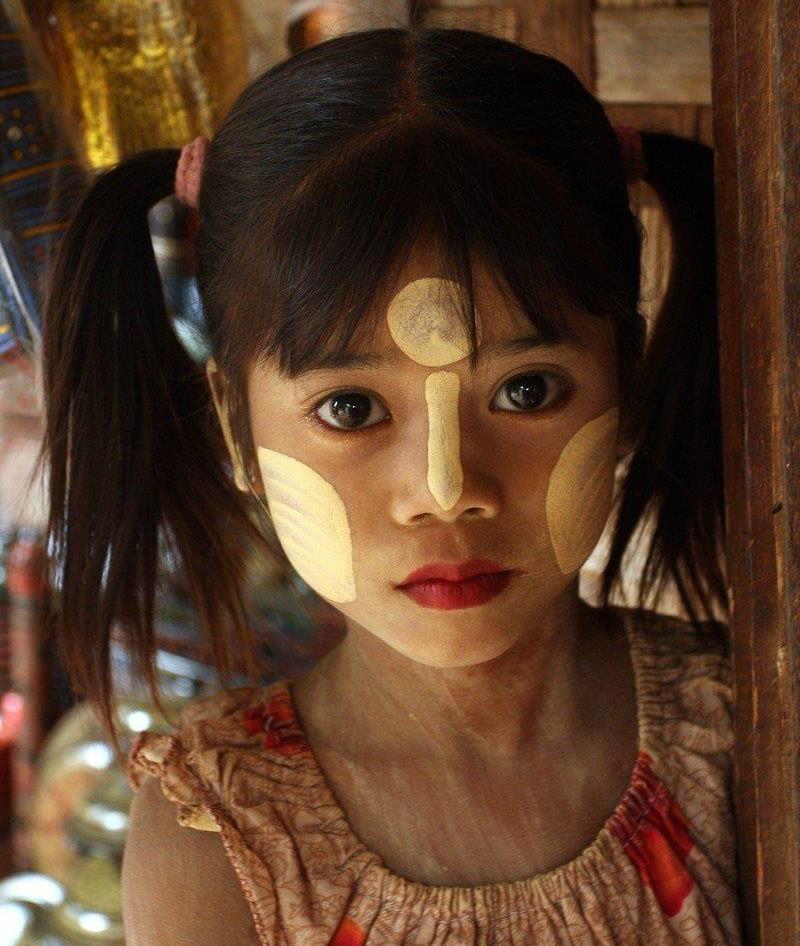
[370, 620, 523, 669]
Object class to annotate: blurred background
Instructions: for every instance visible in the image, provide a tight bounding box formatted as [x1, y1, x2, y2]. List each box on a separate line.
[0, 0, 713, 942]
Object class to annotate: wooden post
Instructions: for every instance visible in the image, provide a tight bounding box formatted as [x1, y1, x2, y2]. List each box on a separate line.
[708, 1, 800, 942]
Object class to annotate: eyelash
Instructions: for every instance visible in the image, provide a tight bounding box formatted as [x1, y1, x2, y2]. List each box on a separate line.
[306, 371, 572, 434]
[306, 387, 386, 436]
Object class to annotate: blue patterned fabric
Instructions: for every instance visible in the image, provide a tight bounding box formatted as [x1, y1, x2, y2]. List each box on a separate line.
[0, 7, 84, 358]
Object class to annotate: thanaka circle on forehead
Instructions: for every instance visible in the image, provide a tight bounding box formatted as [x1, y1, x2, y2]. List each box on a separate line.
[256, 446, 357, 602]
[545, 406, 619, 574]
[386, 276, 478, 367]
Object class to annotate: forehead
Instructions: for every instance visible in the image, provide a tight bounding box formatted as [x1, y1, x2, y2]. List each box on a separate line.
[385, 243, 516, 323]
[356, 250, 610, 363]
[256, 240, 617, 381]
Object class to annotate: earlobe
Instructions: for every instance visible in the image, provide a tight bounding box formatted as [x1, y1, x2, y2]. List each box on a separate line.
[205, 358, 251, 493]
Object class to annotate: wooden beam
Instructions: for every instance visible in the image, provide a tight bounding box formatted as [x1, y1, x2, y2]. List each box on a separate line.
[595, 0, 701, 6]
[514, 0, 593, 88]
[595, 7, 711, 103]
[422, 1, 593, 90]
[422, 4, 521, 42]
[423, 4, 711, 107]
[709, 0, 800, 941]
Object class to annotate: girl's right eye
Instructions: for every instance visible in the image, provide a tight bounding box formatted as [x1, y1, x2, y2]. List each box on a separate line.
[311, 390, 389, 431]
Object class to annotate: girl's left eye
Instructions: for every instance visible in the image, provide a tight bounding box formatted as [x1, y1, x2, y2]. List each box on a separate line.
[490, 372, 567, 412]
[311, 391, 389, 431]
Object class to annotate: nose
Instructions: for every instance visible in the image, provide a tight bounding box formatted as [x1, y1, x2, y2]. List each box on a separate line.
[391, 466, 502, 524]
[389, 418, 503, 527]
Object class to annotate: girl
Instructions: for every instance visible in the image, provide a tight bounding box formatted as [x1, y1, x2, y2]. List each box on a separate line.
[41, 26, 741, 946]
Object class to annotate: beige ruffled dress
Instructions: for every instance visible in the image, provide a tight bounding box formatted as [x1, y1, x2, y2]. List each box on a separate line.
[126, 605, 743, 945]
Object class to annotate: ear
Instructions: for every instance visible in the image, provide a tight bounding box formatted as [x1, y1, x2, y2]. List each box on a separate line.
[205, 358, 250, 493]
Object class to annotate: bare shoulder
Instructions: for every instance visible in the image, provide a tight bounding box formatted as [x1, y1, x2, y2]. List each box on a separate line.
[122, 773, 262, 946]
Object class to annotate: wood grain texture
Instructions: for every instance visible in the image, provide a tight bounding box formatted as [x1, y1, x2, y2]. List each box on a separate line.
[420, 1, 593, 99]
[596, 0, 708, 6]
[709, 0, 800, 941]
[595, 0, 680, 6]
[595, 7, 711, 103]
[516, 0, 593, 87]
[422, 3, 521, 41]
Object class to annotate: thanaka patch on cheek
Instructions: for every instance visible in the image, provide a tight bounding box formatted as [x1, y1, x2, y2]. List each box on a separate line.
[545, 407, 619, 574]
[256, 447, 357, 602]
[425, 372, 463, 510]
[386, 277, 473, 367]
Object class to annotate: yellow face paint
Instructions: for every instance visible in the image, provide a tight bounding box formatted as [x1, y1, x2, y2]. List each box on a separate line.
[425, 372, 463, 511]
[385, 277, 474, 510]
[386, 277, 473, 367]
[545, 407, 619, 574]
[256, 447, 357, 602]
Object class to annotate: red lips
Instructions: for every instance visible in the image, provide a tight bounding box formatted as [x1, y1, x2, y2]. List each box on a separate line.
[395, 559, 521, 610]
[397, 558, 511, 586]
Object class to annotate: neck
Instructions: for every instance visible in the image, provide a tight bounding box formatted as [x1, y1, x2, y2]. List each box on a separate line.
[312, 585, 611, 766]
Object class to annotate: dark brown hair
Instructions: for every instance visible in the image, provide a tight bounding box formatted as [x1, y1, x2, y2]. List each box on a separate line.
[40, 26, 725, 752]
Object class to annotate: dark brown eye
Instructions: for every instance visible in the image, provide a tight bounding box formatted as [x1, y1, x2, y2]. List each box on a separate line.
[314, 391, 388, 430]
[491, 373, 561, 412]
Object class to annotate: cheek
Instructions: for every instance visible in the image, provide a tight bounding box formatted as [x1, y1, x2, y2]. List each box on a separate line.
[256, 447, 357, 603]
[545, 407, 619, 574]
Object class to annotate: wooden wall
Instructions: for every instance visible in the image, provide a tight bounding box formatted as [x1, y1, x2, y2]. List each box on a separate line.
[709, 1, 800, 941]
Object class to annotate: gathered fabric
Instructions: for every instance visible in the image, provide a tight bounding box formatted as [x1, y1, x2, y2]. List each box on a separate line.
[126, 605, 743, 945]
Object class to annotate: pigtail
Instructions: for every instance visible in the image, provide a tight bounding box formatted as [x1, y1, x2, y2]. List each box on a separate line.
[40, 149, 267, 755]
[600, 131, 727, 627]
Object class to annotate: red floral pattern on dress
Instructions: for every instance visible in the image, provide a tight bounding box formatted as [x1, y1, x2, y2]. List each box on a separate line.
[611, 750, 695, 917]
[329, 916, 367, 946]
[242, 690, 312, 757]
[127, 613, 743, 946]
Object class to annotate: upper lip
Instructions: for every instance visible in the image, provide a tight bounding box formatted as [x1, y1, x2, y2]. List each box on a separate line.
[397, 558, 516, 586]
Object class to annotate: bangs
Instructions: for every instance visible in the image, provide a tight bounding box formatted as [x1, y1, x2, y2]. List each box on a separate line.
[218, 116, 626, 378]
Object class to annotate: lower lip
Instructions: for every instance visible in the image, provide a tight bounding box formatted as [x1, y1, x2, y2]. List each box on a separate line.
[398, 571, 515, 610]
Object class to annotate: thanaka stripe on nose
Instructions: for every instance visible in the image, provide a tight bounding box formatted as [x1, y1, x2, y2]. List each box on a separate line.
[425, 371, 463, 510]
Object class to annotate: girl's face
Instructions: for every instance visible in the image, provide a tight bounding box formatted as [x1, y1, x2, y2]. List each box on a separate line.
[242, 250, 623, 668]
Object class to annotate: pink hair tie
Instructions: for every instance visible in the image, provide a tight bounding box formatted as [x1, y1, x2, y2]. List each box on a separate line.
[174, 134, 209, 209]
[614, 125, 646, 183]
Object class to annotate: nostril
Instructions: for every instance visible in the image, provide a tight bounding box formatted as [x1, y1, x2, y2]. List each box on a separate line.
[409, 511, 433, 524]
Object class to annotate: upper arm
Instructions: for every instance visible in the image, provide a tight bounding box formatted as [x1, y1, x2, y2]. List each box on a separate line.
[122, 773, 262, 946]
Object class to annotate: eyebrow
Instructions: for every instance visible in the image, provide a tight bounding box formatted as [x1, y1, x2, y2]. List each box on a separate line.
[482, 332, 586, 358]
[298, 331, 586, 374]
